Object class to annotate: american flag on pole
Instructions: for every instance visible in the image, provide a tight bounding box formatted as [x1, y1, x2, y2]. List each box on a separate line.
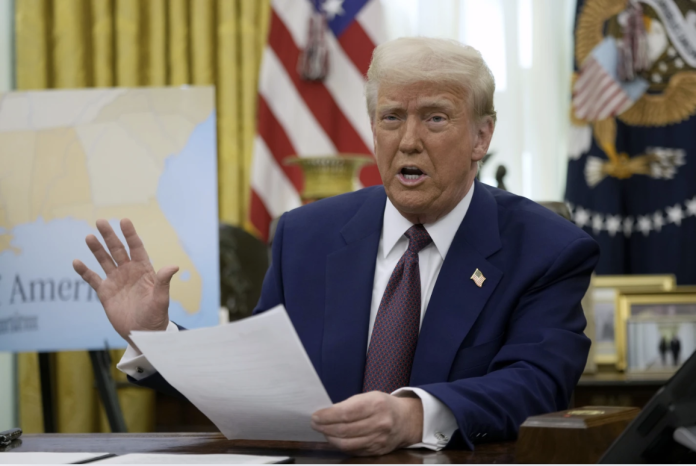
[249, 0, 386, 241]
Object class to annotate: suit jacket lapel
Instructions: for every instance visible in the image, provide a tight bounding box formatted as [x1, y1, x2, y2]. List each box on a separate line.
[411, 180, 504, 386]
[322, 188, 386, 403]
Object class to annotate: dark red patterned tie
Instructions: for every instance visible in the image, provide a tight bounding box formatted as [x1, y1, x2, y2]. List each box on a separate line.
[363, 224, 433, 393]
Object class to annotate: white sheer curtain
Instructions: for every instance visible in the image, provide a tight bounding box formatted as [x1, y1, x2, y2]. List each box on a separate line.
[379, 0, 576, 201]
[0, 0, 11, 91]
[0, 0, 17, 432]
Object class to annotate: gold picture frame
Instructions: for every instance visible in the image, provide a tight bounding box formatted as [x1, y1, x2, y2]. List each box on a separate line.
[588, 275, 675, 368]
[593, 275, 676, 290]
[616, 291, 696, 373]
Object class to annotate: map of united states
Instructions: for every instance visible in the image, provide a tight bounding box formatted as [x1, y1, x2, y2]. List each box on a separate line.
[0, 87, 219, 351]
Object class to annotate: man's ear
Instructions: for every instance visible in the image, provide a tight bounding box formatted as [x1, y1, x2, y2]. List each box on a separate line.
[471, 117, 495, 162]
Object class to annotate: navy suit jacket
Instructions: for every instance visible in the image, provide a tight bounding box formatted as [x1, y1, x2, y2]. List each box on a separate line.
[133, 180, 599, 448]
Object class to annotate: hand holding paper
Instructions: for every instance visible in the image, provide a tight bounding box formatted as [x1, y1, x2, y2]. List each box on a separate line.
[130, 306, 333, 442]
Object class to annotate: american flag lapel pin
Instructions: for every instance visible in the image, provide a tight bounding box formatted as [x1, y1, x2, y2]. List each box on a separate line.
[470, 268, 486, 288]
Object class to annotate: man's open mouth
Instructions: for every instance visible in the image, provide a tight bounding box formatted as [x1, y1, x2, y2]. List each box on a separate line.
[397, 166, 427, 185]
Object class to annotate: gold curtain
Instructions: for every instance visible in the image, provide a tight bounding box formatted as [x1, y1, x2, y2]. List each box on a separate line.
[14, 0, 271, 433]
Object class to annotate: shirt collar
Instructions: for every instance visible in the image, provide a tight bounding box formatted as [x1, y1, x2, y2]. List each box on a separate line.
[382, 182, 475, 260]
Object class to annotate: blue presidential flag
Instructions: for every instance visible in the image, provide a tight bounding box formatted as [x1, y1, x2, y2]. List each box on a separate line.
[566, 0, 696, 284]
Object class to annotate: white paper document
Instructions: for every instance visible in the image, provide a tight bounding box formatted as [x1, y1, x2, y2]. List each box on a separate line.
[94, 453, 289, 464]
[130, 306, 333, 442]
[0, 452, 111, 464]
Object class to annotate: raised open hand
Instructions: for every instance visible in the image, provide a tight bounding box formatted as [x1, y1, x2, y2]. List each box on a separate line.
[72, 219, 179, 348]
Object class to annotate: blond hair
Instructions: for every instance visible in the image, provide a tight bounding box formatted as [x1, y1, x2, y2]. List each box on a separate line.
[365, 37, 496, 124]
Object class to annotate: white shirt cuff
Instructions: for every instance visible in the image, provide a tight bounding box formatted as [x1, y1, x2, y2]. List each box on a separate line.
[392, 387, 458, 451]
[116, 321, 179, 380]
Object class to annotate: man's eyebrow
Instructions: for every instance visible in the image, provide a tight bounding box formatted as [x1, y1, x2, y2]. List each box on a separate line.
[376, 103, 405, 113]
[376, 99, 457, 113]
[416, 99, 457, 110]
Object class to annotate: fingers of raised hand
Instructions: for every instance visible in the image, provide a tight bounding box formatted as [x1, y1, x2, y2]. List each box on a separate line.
[120, 218, 149, 263]
[72, 259, 103, 290]
[85, 234, 116, 274]
[96, 219, 130, 266]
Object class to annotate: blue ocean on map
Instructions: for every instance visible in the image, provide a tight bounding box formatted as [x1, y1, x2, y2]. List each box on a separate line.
[157, 111, 219, 330]
[0, 112, 220, 352]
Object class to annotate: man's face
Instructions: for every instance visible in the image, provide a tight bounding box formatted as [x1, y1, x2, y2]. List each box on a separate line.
[372, 81, 493, 224]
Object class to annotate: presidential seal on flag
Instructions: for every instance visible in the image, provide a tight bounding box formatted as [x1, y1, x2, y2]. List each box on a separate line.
[570, 0, 696, 189]
[566, 0, 696, 283]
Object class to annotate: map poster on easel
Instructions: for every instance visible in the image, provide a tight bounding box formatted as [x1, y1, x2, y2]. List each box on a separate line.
[0, 87, 220, 352]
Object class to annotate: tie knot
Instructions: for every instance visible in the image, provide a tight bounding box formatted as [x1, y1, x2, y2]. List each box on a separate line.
[404, 224, 432, 254]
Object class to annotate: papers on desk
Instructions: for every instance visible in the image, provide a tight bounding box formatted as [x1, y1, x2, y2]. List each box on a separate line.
[94, 453, 290, 464]
[0, 453, 289, 464]
[0, 452, 112, 464]
[130, 305, 333, 442]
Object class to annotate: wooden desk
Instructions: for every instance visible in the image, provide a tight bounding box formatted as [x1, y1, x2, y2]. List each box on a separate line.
[7, 434, 515, 464]
[574, 373, 668, 408]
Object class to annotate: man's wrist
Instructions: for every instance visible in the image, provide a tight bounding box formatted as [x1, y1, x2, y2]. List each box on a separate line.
[396, 395, 424, 447]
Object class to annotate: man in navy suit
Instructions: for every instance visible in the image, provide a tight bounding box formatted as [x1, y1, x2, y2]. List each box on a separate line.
[74, 37, 598, 456]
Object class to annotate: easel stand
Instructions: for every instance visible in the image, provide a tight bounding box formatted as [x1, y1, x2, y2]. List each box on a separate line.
[38, 350, 127, 433]
[37, 353, 55, 433]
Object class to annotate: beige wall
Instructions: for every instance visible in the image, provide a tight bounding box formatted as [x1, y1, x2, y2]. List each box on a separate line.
[0, 0, 17, 432]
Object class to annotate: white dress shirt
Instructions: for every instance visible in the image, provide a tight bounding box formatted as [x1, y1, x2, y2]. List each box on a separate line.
[118, 183, 474, 450]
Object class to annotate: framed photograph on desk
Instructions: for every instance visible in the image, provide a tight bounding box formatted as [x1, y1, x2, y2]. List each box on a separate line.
[589, 275, 675, 368]
[616, 290, 696, 373]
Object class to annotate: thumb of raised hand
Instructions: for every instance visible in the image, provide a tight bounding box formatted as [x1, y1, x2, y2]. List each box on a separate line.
[155, 266, 179, 298]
